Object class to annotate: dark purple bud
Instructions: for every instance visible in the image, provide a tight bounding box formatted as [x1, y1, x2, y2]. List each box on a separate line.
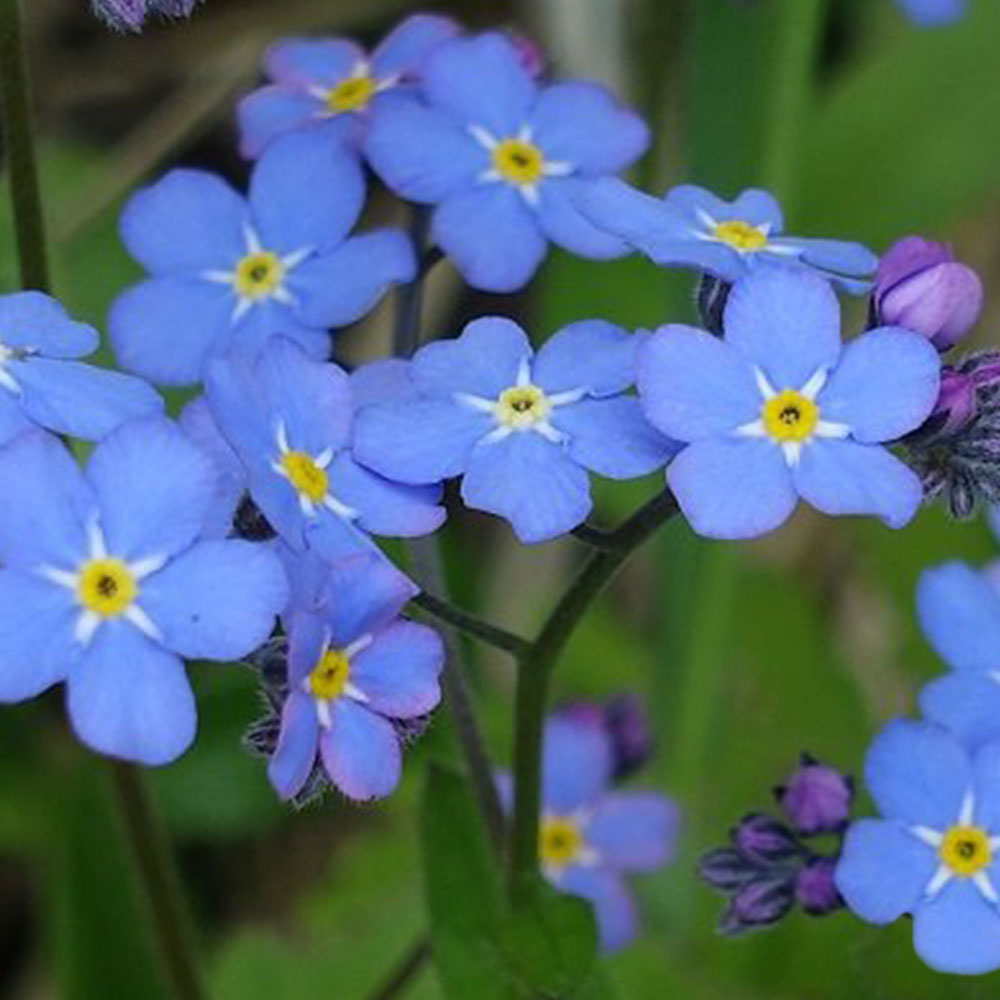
[698, 848, 762, 893]
[775, 755, 853, 835]
[875, 236, 983, 351]
[602, 693, 654, 779]
[92, 0, 199, 31]
[928, 369, 978, 438]
[730, 813, 801, 864]
[717, 875, 796, 936]
[795, 856, 844, 916]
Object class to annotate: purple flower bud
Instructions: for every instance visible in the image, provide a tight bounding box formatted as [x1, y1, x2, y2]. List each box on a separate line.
[875, 236, 983, 351]
[698, 848, 761, 893]
[795, 856, 843, 916]
[507, 32, 546, 78]
[775, 754, 853, 835]
[730, 813, 801, 865]
[928, 369, 978, 438]
[717, 875, 796, 936]
[602, 693, 654, 779]
[92, 0, 199, 31]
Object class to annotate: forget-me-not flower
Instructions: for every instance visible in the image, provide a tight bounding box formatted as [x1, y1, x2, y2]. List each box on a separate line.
[578, 181, 878, 293]
[110, 127, 414, 386]
[0, 291, 161, 445]
[268, 550, 442, 802]
[365, 32, 649, 292]
[638, 267, 940, 539]
[499, 712, 678, 952]
[917, 562, 1000, 750]
[836, 720, 1000, 975]
[237, 14, 460, 159]
[353, 317, 676, 544]
[205, 337, 445, 561]
[0, 421, 288, 765]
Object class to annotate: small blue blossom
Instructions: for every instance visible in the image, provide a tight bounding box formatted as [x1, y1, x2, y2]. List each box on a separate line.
[499, 712, 678, 952]
[578, 181, 878, 292]
[267, 549, 443, 802]
[109, 128, 415, 386]
[638, 267, 940, 539]
[365, 32, 649, 292]
[836, 720, 1000, 976]
[895, 0, 966, 25]
[917, 562, 1000, 750]
[353, 317, 676, 544]
[237, 14, 460, 159]
[204, 337, 445, 561]
[0, 421, 288, 765]
[0, 291, 161, 445]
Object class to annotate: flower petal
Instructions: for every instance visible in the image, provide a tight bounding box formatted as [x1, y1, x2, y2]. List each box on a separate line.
[371, 13, 460, 78]
[461, 433, 591, 544]
[0, 291, 98, 357]
[723, 267, 842, 389]
[321, 552, 418, 645]
[665, 184, 783, 230]
[267, 690, 319, 801]
[667, 437, 796, 540]
[773, 236, 878, 289]
[0, 390, 33, 445]
[586, 792, 679, 871]
[542, 714, 613, 812]
[637, 325, 761, 441]
[350, 359, 419, 408]
[236, 86, 324, 159]
[557, 866, 637, 953]
[535, 179, 630, 259]
[913, 880, 1000, 975]
[67, 624, 196, 766]
[920, 674, 1000, 753]
[320, 699, 401, 801]
[350, 621, 443, 718]
[264, 37, 363, 89]
[532, 320, 638, 397]
[432, 184, 547, 293]
[816, 328, 940, 443]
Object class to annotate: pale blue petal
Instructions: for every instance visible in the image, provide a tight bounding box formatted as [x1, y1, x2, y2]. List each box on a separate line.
[0, 291, 98, 356]
[119, 169, 247, 274]
[895, 0, 966, 26]
[249, 469, 308, 551]
[236, 86, 324, 159]
[372, 13, 460, 78]
[432, 184, 547, 292]
[916, 562, 1000, 673]
[421, 33, 535, 135]
[557, 866, 637, 953]
[67, 623, 196, 766]
[553, 397, 677, 479]
[665, 184, 783, 230]
[109, 277, 233, 387]
[350, 359, 419, 408]
[667, 437, 796, 540]
[141, 540, 287, 660]
[637, 325, 760, 441]
[774, 236, 878, 288]
[0, 571, 78, 701]
[267, 691, 319, 801]
[835, 818, 935, 923]
[723, 267, 842, 389]
[249, 128, 365, 255]
[350, 622, 443, 718]
[914, 881, 1000, 975]
[462, 433, 591, 544]
[532, 320, 637, 396]
[535, 179, 629, 259]
[542, 715, 613, 812]
[286, 605, 327, 684]
[920, 675, 1000, 752]
[970, 741, 1000, 832]
[864, 719, 970, 828]
[203, 354, 274, 468]
[816, 328, 940, 443]
[792, 440, 923, 529]
[321, 552, 418, 645]
[291, 229, 416, 328]
[306, 509, 376, 562]
[231, 296, 329, 362]
[264, 37, 363, 88]
[0, 390, 35, 445]
[586, 793, 678, 872]
[87, 417, 216, 560]
[13, 359, 163, 442]
[320, 699, 401, 801]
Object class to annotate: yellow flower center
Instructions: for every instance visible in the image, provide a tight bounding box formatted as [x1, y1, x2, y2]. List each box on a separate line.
[495, 385, 551, 429]
[308, 648, 351, 701]
[326, 75, 376, 114]
[539, 816, 584, 868]
[714, 219, 768, 252]
[761, 390, 819, 443]
[940, 825, 992, 877]
[281, 451, 329, 503]
[234, 251, 284, 299]
[492, 138, 545, 186]
[77, 558, 137, 617]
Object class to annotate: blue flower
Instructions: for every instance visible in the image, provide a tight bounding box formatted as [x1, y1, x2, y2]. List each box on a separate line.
[0, 291, 161, 445]
[895, 0, 965, 25]
[365, 32, 649, 292]
[205, 337, 445, 561]
[267, 550, 443, 801]
[109, 128, 415, 386]
[638, 267, 940, 539]
[499, 712, 678, 952]
[353, 317, 676, 544]
[917, 562, 1000, 750]
[0, 421, 288, 764]
[578, 181, 878, 292]
[237, 14, 460, 159]
[836, 720, 1000, 975]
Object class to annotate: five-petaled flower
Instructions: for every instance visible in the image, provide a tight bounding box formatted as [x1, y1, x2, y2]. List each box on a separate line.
[638, 267, 941, 539]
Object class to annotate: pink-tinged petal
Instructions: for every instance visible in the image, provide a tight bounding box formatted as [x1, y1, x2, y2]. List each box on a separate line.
[350, 621, 443, 719]
[267, 691, 319, 801]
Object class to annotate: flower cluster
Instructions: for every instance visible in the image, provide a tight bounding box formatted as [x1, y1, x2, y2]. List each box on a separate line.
[91, 0, 200, 32]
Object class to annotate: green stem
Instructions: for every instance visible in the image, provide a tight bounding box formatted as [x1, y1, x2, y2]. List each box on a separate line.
[508, 490, 679, 903]
[0, 0, 50, 290]
[411, 591, 531, 659]
[364, 936, 429, 1000]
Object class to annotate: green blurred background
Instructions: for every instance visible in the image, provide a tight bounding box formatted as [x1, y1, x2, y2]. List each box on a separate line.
[2, 0, 1000, 996]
